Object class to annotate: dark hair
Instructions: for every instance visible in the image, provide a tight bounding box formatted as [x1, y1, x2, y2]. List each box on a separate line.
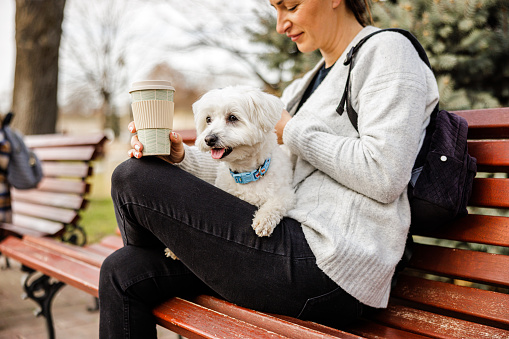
[345, 0, 373, 27]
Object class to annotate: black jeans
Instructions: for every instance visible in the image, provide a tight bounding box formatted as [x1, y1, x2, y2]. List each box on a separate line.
[99, 157, 364, 338]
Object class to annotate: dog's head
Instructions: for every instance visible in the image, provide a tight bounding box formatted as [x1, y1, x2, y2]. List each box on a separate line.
[192, 86, 284, 161]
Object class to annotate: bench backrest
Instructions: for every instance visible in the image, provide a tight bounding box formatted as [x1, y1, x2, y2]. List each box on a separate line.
[1, 133, 108, 244]
[389, 107, 509, 332]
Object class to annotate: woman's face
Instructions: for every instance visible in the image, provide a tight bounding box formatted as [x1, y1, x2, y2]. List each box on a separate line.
[270, 0, 337, 54]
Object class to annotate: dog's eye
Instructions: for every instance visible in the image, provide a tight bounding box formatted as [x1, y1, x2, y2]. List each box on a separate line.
[228, 115, 238, 123]
[206, 116, 212, 124]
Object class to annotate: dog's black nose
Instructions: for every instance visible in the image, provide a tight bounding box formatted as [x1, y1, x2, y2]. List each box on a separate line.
[205, 134, 218, 146]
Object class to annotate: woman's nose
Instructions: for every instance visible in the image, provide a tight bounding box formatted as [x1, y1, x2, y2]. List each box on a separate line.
[276, 11, 290, 34]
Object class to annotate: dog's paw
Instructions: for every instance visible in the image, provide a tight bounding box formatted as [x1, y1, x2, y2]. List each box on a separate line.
[164, 248, 179, 260]
[251, 214, 279, 237]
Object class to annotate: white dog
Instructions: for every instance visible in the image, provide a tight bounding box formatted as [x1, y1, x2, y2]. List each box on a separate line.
[165, 86, 295, 259]
[193, 85, 295, 237]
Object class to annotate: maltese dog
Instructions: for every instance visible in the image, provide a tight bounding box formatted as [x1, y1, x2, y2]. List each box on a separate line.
[165, 86, 295, 259]
[193, 85, 295, 237]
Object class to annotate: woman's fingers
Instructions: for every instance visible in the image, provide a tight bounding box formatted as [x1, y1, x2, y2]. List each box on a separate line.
[128, 121, 137, 133]
[157, 131, 186, 164]
[129, 123, 143, 158]
[128, 122, 185, 163]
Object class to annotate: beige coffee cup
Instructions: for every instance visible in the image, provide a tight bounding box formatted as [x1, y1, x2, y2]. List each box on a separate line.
[129, 80, 175, 155]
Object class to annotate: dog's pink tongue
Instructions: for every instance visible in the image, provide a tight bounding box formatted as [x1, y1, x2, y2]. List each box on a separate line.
[211, 148, 225, 159]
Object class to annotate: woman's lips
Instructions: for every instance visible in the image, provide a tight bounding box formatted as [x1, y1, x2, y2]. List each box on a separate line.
[288, 33, 303, 42]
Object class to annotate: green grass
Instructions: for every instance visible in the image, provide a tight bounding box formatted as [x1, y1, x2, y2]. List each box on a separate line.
[80, 198, 118, 244]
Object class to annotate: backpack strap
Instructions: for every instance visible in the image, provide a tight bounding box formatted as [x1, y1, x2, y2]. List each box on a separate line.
[336, 28, 434, 131]
[2, 112, 13, 129]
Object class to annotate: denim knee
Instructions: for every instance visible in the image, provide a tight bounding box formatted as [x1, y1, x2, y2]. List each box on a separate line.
[99, 249, 124, 297]
[110, 158, 139, 199]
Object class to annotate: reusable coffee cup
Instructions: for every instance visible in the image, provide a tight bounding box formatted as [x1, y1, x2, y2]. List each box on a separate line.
[129, 80, 175, 155]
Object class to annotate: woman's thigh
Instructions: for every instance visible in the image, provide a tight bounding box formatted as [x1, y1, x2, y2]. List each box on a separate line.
[110, 157, 361, 324]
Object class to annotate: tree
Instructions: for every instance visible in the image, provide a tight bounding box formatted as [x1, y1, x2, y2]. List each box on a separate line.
[245, 0, 509, 108]
[372, 0, 509, 110]
[155, 0, 321, 95]
[145, 63, 204, 112]
[59, 0, 131, 136]
[11, 0, 66, 135]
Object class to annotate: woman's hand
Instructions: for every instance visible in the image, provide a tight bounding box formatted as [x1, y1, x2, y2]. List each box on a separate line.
[275, 109, 292, 145]
[128, 121, 185, 164]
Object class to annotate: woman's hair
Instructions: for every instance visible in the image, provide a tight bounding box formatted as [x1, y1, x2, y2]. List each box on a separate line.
[345, 0, 373, 27]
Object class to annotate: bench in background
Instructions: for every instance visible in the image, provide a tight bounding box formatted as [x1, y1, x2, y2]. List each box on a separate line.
[0, 133, 108, 244]
[0, 110, 508, 338]
[0, 132, 108, 338]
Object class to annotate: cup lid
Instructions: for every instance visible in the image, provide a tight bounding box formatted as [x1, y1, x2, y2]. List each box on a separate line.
[129, 80, 175, 93]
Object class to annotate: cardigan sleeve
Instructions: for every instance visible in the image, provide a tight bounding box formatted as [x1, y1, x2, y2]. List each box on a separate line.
[176, 144, 219, 185]
[283, 32, 438, 204]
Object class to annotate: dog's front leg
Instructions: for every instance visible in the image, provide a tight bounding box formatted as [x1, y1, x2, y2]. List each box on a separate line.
[251, 196, 294, 237]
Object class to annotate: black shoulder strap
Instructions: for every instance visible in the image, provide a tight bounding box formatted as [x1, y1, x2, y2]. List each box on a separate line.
[336, 28, 433, 131]
[2, 112, 13, 128]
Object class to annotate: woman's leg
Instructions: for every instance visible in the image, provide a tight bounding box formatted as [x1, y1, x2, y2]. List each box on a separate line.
[99, 244, 214, 338]
[100, 157, 363, 338]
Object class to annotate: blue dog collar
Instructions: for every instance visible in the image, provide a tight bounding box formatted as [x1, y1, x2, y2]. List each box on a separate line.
[230, 157, 271, 184]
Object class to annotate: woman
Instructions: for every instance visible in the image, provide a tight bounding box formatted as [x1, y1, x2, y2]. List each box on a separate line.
[99, 0, 439, 337]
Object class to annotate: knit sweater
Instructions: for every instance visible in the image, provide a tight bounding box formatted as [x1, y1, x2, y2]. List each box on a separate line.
[179, 25, 439, 308]
[281, 26, 439, 308]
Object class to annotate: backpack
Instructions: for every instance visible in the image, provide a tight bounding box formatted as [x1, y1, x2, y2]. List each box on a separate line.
[336, 28, 477, 233]
[2, 112, 43, 190]
[0, 127, 12, 223]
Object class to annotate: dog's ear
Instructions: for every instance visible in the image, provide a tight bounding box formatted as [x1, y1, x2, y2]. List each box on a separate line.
[192, 100, 203, 135]
[192, 92, 212, 135]
[250, 90, 284, 133]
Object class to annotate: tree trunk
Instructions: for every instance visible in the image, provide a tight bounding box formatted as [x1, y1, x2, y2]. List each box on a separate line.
[11, 0, 66, 135]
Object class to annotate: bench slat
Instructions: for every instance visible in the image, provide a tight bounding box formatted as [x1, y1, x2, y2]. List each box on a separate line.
[455, 107, 509, 139]
[12, 190, 85, 210]
[371, 304, 509, 339]
[392, 275, 509, 327]
[468, 140, 509, 172]
[153, 298, 292, 339]
[37, 178, 89, 195]
[23, 235, 105, 267]
[0, 236, 100, 297]
[409, 243, 509, 287]
[345, 318, 431, 339]
[192, 295, 362, 339]
[12, 215, 64, 235]
[40, 162, 91, 178]
[0, 223, 49, 238]
[178, 129, 198, 146]
[85, 243, 117, 257]
[415, 214, 509, 247]
[13, 201, 78, 224]
[24, 133, 108, 149]
[469, 178, 509, 209]
[34, 146, 97, 162]
[99, 234, 124, 249]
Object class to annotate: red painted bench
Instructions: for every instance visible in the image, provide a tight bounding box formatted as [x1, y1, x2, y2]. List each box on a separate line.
[1, 110, 508, 338]
[0, 133, 108, 243]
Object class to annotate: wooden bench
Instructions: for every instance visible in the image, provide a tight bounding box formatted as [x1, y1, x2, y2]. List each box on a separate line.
[0, 133, 108, 244]
[1, 110, 508, 339]
[0, 132, 108, 338]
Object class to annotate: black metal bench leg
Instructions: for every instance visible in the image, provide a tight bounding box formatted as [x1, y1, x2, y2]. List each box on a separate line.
[88, 297, 100, 312]
[0, 253, 11, 269]
[21, 266, 65, 339]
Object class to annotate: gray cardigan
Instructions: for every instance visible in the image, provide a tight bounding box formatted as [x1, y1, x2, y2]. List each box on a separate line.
[179, 25, 439, 308]
[281, 26, 439, 307]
